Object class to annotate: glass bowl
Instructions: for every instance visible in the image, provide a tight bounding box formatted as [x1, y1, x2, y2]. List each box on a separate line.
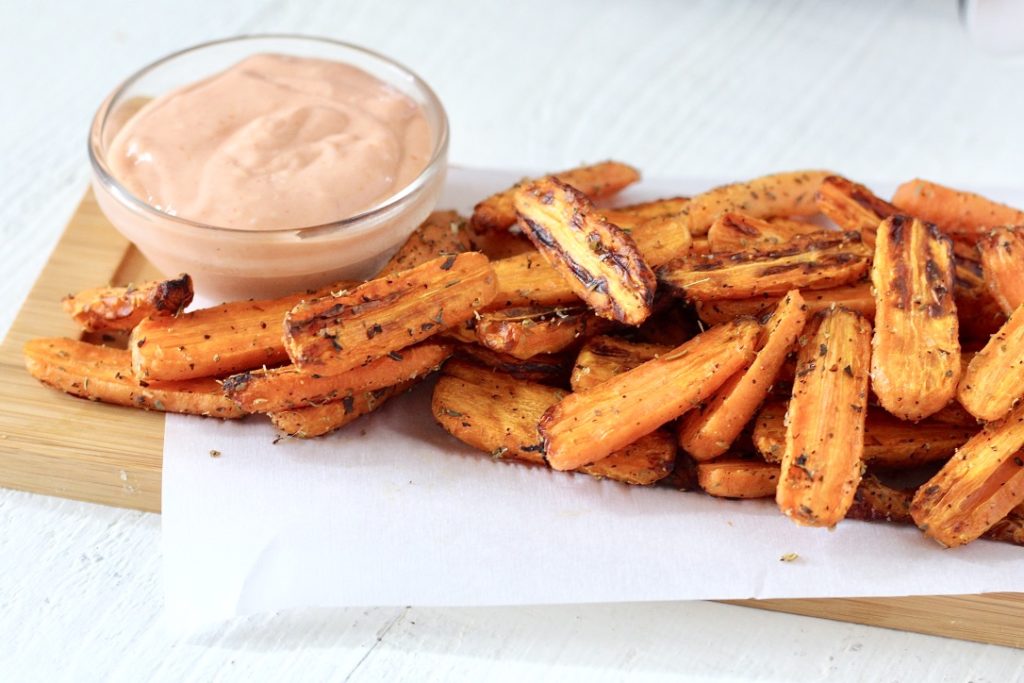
[89, 35, 449, 302]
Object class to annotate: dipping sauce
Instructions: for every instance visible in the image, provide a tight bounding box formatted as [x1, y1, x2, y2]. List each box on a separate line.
[106, 53, 432, 229]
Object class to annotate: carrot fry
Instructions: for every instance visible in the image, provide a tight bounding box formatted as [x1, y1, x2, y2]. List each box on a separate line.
[130, 283, 345, 381]
[624, 213, 693, 265]
[471, 161, 640, 233]
[977, 226, 1024, 315]
[377, 211, 475, 277]
[24, 338, 244, 418]
[870, 215, 960, 421]
[678, 291, 807, 461]
[600, 196, 690, 227]
[540, 318, 759, 471]
[845, 475, 914, 524]
[776, 308, 871, 527]
[515, 177, 656, 325]
[911, 401, 1024, 547]
[570, 336, 672, 392]
[471, 228, 536, 260]
[432, 365, 675, 485]
[223, 340, 451, 413]
[697, 459, 780, 499]
[753, 400, 976, 469]
[453, 345, 570, 385]
[892, 178, 1024, 237]
[268, 384, 407, 438]
[62, 274, 193, 332]
[815, 175, 899, 246]
[488, 252, 581, 310]
[954, 255, 1008, 341]
[284, 253, 496, 375]
[658, 231, 870, 302]
[707, 212, 822, 252]
[685, 170, 831, 236]
[695, 282, 874, 326]
[474, 306, 615, 360]
[848, 474, 1024, 547]
[957, 303, 1024, 421]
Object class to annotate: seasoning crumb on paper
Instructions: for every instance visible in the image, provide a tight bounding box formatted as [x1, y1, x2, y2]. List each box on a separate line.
[209, 450, 221, 458]
[779, 552, 800, 562]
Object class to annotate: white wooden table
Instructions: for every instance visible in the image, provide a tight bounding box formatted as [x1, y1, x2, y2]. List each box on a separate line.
[3, 1, 1024, 679]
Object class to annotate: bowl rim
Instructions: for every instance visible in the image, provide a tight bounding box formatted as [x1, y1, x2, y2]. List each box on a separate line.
[87, 33, 449, 236]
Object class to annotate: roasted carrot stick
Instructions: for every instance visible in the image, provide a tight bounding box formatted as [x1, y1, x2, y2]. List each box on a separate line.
[474, 306, 615, 360]
[268, 384, 407, 437]
[911, 401, 1024, 547]
[600, 196, 690, 227]
[892, 178, 1024, 237]
[706, 212, 821, 252]
[25, 337, 244, 418]
[776, 308, 871, 527]
[754, 399, 976, 469]
[658, 232, 871, 302]
[378, 211, 475, 277]
[62, 274, 193, 332]
[471, 161, 640, 233]
[695, 282, 874, 326]
[540, 318, 759, 471]
[814, 175, 899, 247]
[130, 283, 344, 381]
[871, 215, 960, 421]
[697, 459, 780, 499]
[957, 303, 1024, 421]
[432, 363, 675, 485]
[977, 226, 1024, 315]
[223, 340, 451, 413]
[453, 344, 571, 385]
[284, 253, 496, 376]
[515, 177, 657, 325]
[678, 291, 807, 461]
[570, 336, 672, 392]
[685, 170, 831, 236]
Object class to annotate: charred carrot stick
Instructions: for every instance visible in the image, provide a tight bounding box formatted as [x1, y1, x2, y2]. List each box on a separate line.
[892, 178, 1024, 237]
[911, 401, 1024, 547]
[599, 196, 690, 227]
[953, 254, 1009, 341]
[432, 362, 675, 485]
[776, 308, 871, 527]
[570, 336, 673, 392]
[870, 215, 960, 421]
[284, 253, 496, 376]
[471, 161, 640, 233]
[697, 459, 780, 499]
[815, 175, 899, 247]
[25, 338, 244, 418]
[658, 232, 871, 302]
[957, 303, 1024, 422]
[474, 306, 615, 360]
[515, 177, 657, 325]
[62, 274, 193, 333]
[540, 318, 759, 471]
[678, 291, 807, 461]
[977, 226, 1024, 315]
[685, 170, 831, 236]
[223, 340, 451, 413]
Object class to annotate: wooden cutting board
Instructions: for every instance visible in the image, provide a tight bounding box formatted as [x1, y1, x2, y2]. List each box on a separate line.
[1, 192, 1022, 648]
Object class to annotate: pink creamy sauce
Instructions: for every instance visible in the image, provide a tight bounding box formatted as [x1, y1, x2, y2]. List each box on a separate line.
[106, 53, 432, 229]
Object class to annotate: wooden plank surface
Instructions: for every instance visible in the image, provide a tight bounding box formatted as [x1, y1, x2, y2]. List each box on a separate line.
[1, 191, 1022, 646]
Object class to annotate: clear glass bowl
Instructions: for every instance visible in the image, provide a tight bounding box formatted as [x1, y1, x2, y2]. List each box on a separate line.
[89, 35, 449, 302]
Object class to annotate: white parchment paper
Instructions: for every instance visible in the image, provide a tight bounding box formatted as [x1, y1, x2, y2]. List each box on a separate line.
[162, 168, 1024, 630]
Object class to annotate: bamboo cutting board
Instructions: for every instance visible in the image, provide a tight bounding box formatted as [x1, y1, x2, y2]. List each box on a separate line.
[1, 192, 1022, 648]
